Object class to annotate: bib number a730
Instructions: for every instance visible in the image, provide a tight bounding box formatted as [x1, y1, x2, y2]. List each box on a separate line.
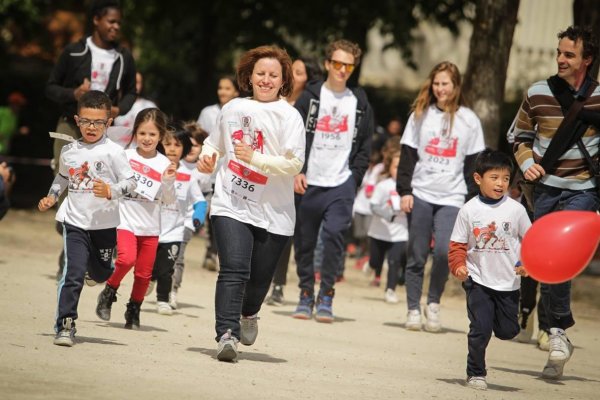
[231, 175, 255, 192]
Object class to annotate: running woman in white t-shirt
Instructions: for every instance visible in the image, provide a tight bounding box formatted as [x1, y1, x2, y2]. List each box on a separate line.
[38, 91, 137, 347]
[397, 61, 485, 332]
[198, 46, 305, 362]
[96, 108, 176, 329]
[448, 150, 530, 390]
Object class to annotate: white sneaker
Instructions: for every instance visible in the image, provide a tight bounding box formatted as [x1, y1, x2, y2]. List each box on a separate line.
[542, 328, 574, 380]
[515, 328, 532, 343]
[145, 280, 155, 297]
[217, 329, 239, 362]
[240, 314, 259, 346]
[424, 302, 441, 332]
[157, 301, 173, 316]
[466, 376, 487, 390]
[406, 309, 422, 331]
[384, 288, 399, 304]
[168, 291, 177, 310]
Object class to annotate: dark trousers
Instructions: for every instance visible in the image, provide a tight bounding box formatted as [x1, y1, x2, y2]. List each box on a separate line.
[151, 242, 181, 302]
[463, 278, 520, 377]
[533, 184, 599, 330]
[212, 216, 290, 341]
[369, 237, 407, 290]
[294, 177, 355, 295]
[272, 239, 293, 286]
[55, 223, 116, 331]
[519, 276, 549, 331]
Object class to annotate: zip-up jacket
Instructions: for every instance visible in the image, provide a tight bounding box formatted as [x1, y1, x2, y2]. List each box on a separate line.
[294, 80, 373, 186]
[46, 38, 137, 121]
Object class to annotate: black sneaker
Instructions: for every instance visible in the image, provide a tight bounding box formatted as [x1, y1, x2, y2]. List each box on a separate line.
[124, 300, 141, 330]
[54, 317, 76, 347]
[96, 285, 117, 321]
[265, 285, 284, 306]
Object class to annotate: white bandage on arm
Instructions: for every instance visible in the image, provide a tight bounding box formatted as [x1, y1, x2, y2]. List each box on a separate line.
[249, 151, 303, 176]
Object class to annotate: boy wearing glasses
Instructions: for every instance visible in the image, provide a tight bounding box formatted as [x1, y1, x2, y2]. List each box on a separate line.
[38, 91, 136, 347]
[293, 39, 373, 322]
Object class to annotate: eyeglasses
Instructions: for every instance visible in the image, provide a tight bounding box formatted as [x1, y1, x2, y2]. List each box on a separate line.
[329, 59, 355, 73]
[77, 117, 109, 128]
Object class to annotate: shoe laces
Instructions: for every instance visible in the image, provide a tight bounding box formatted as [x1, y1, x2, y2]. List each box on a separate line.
[549, 334, 567, 353]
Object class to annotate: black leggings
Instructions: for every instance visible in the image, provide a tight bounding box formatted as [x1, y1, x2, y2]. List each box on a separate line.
[369, 237, 407, 290]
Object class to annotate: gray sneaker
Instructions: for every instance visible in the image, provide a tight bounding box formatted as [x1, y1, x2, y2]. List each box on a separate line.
[542, 328, 574, 380]
[240, 314, 259, 346]
[217, 329, 239, 362]
[54, 317, 76, 347]
[84, 272, 98, 287]
[466, 376, 487, 390]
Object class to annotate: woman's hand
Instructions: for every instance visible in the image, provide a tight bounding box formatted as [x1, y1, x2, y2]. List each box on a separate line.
[234, 141, 254, 163]
[400, 194, 414, 213]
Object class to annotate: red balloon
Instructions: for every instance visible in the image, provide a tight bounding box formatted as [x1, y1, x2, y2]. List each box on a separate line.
[521, 211, 600, 284]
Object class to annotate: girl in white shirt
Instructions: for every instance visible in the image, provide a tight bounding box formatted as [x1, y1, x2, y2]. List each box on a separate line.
[198, 46, 305, 362]
[397, 61, 485, 332]
[96, 108, 177, 329]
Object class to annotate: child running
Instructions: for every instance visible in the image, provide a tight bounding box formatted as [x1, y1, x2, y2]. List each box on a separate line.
[95, 107, 176, 329]
[367, 141, 408, 303]
[38, 90, 136, 346]
[149, 128, 207, 315]
[448, 149, 530, 390]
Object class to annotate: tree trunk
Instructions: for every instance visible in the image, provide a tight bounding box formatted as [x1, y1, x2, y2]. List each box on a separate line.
[573, 0, 600, 79]
[463, 0, 520, 149]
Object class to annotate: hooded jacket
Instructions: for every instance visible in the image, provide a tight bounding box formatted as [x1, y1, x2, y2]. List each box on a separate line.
[46, 38, 137, 121]
[294, 80, 373, 186]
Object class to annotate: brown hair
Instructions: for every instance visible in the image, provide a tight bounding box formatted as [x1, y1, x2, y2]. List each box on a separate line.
[237, 45, 293, 98]
[411, 61, 466, 130]
[127, 107, 169, 151]
[326, 39, 363, 66]
[380, 139, 401, 179]
[182, 120, 208, 145]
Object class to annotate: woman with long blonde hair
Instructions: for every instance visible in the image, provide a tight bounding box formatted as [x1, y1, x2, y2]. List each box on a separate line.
[396, 61, 485, 333]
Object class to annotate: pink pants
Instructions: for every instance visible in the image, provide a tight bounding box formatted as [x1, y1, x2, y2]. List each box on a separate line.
[107, 229, 159, 303]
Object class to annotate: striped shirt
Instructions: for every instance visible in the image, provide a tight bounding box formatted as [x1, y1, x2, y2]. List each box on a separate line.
[511, 78, 600, 190]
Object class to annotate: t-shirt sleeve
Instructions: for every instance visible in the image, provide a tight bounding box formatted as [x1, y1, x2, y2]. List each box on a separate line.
[465, 112, 486, 155]
[516, 205, 532, 240]
[399, 113, 419, 149]
[450, 206, 470, 243]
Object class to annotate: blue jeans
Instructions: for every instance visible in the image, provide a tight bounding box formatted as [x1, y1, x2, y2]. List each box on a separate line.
[405, 196, 460, 311]
[533, 184, 599, 330]
[212, 216, 290, 341]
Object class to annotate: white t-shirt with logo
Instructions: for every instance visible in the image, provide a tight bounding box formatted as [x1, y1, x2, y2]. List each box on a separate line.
[450, 195, 531, 291]
[306, 86, 357, 187]
[354, 162, 385, 215]
[206, 97, 305, 236]
[57, 136, 133, 230]
[87, 37, 118, 92]
[368, 177, 409, 242]
[118, 149, 173, 236]
[401, 105, 485, 208]
[113, 98, 158, 128]
[159, 162, 206, 243]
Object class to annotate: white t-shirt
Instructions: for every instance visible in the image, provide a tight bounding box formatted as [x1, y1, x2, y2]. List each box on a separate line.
[159, 162, 206, 243]
[57, 136, 133, 230]
[87, 37, 118, 92]
[401, 105, 485, 208]
[206, 97, 305, 236]
[180, 160, 212, 231]
[197, 103, 221, 136]
[450, 195, 531, 291]
[354, 162, 385, 215]
[106, 126, 135, 149]
[306, 86, 357, 187]
[118, 149, 173, 236]
[113, 98, 158, 128]
[368, 177, 409, 242]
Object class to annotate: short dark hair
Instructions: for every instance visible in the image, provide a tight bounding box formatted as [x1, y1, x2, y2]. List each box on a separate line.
[237, 46, 293, 98]
[163, 129, 193, 160]
[558, 26, 599, 67]
[78, 90, 111, 113]
[475, 149, 514, 177]
[91, 0, 120, 18]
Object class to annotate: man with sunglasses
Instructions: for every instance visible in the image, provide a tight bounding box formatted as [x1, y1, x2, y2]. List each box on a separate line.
[293, 39, 373, 323]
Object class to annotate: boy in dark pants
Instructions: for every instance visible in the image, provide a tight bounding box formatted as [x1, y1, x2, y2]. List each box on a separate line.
[448, 150, 531, 390]
[38, 91, 136, 347]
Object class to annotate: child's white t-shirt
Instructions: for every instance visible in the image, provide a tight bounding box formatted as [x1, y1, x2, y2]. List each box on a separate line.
[353, 162, 385, 216]
[181, 160, 211, 232]
[57, 136, 133, 230]
[197, 103, 221, 136]
[306, 85, 357, 187]
[118, 149, 172, 236]
[450, 195, 531, 291]
[401, 105, 485, 208]
[205, 97, 305, 236]
[159, 162, 206, 243]
[113, 98, 158, 129]
[368, 177, 409, 242]
[87, 37, 117, 92]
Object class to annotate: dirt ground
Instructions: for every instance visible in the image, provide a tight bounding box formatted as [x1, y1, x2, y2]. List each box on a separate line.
[1, 209, 599, 400]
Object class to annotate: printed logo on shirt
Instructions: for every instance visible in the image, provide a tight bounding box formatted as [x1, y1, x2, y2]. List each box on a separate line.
[424, 136, 458, 158]
[230, 115, 265, 153]
[68, 161, 93, 190]
[472, 220, 511, 251]
[316, 106, 349, 134]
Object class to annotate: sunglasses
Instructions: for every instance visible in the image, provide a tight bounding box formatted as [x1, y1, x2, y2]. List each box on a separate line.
[77, 117, 109, 129]
[329, 59, 355, 73]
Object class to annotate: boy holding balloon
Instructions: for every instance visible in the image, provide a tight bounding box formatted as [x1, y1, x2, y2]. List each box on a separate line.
[448, 150, 531, 390]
